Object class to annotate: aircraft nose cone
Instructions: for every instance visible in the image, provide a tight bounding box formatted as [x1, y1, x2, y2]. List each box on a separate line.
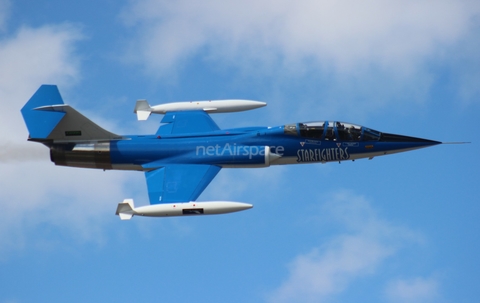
[380, 133, 441, 145]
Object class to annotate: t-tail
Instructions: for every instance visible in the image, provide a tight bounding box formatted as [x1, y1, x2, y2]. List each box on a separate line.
[21, 85, 125, 170]
[21, 85, 122, 144]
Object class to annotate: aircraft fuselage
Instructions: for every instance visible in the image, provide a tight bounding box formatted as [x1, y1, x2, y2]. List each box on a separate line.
[48, 122, 440, 170]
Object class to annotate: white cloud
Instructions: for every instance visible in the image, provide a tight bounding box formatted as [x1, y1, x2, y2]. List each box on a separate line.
[0, 24, 83, 149]
[447, 29, 480, 105]
[0, 163, 132, 255]
[0, 24, 134, 257]
[385, 276, 440, 303]
[267, 191, 423, 303]
[123, 0, 480, 76]
[120, 0, 480, 114]
[0, 25, 82, 103]
[0, 0, 10, 32]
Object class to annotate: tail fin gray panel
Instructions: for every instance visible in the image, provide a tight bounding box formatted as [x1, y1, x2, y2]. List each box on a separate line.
[21, 85, 122, 142]
[38, 104, 122, 142]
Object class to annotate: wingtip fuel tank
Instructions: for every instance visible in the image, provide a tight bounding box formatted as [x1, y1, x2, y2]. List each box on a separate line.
[134, 99, 266, 121]
[115, 199, 253, 219]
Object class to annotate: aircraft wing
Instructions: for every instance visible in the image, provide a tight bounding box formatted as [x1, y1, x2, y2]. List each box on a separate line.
[156, 111, 220, 135]
[144, 164, 221, 204]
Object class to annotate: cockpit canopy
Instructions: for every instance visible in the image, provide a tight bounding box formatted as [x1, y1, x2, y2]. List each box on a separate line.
[284, 121, 381, 141]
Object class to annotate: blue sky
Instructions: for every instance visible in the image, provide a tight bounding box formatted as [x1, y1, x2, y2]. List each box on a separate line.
[0, 0, 479, 302]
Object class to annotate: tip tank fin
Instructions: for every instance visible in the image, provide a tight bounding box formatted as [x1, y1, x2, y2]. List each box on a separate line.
[134, 100, 152, 121]
[116, 199, 135, 220]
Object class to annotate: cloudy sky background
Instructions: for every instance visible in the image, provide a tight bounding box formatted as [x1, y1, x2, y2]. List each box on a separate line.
[0, 0, 479, 302]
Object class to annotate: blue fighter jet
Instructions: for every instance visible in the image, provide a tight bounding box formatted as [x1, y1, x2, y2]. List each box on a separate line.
[21, 85, 442, 219]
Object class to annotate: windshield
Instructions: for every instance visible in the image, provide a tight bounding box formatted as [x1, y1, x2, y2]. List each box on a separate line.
[336, 122, 362, 141]
[362, 127, 381, 141]
[299, 122, 325, 138]
[288, 121, 381, 141]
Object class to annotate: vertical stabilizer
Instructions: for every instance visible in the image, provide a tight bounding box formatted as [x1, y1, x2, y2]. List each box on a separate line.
[21, 85, 121, 142]
[21, 85, 66, 139]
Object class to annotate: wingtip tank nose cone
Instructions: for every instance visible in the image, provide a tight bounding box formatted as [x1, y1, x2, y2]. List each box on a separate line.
[238, 203, 253, 210]
[204, 201, 253, 214]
